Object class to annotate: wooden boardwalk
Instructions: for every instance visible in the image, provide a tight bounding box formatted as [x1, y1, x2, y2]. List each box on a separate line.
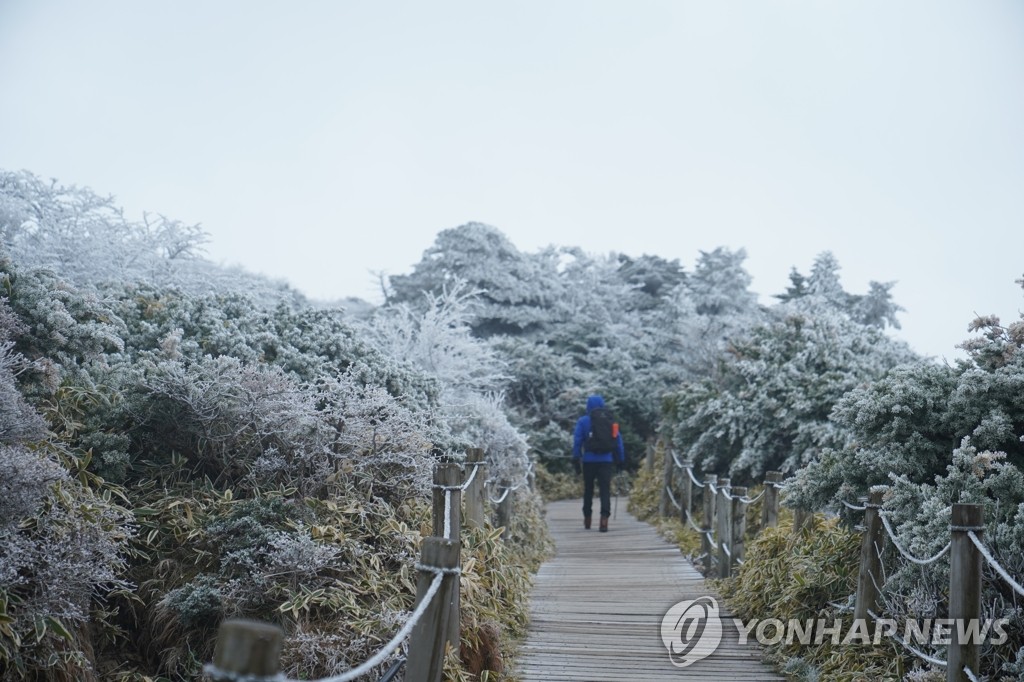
[515, 500, 785, 681]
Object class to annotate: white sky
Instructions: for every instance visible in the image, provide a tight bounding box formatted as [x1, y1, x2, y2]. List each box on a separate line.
[1, 1, 1022, 361]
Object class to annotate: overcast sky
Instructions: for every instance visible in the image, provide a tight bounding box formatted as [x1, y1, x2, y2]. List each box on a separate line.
[1, 1, 1022, 361]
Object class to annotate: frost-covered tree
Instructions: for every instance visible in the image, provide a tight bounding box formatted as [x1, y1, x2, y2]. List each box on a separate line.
[789, 275, 1024, 512]
[667, 307, 916, 480]
[0, 169, 304, 306]
[664, 252, 915, 481]
[388, 222, 563, 336]
[366, 281, 530, 484]
[776, 251, 903, 330]
[687, 247, 759, 317]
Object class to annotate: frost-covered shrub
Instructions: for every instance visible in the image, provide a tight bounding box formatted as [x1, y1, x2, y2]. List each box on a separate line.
[1, 262, 126, 395]
[0, 443, 133, 680]
[784, 277, 1024, 677]
[666, 305, 915, 482]
[0, 169, 306, 306]
[366, 282, 531, 484]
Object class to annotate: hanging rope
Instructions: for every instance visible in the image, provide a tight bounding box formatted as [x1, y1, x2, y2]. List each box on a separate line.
[740, 490, 764, 504]
[488, 487, 511, 505]
[204, 571, 448, 682]
[665, 485, 682, 511]
[967, 531, 1024, 598]
[877, 513, 951, 567]
[685, 466, 705, 488]
[868, 609, 946, 668]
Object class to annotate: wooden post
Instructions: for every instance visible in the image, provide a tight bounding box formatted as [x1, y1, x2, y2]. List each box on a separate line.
[679, 459, 693, 527]
[731, 486, 747, 572]
[947, 503, 984, 682]
[792, 508, 811, 536]
[432, 463, 461, 540]
[701, 474, 716, 563]
[716, 477, 732, 579]
[430, 462, 461, 651]
[853, 491, 884, 629]
[659, 441, 674, 518]
[762, 471, 782, 529]
[496, 478, 513, 540]
[407, 537, 461, 682]
[463, 448, 486, 531]
[210, 619, 283, 678]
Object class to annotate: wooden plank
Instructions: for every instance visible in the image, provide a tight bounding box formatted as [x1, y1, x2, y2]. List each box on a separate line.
[514, 499, 785, 681]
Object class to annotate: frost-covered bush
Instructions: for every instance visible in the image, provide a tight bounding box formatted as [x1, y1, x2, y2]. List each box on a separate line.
[0, 169, 305, 306]
[666, 306, 915, 482]
[366, 282, 531, 485]
[0, 295, 132, 680]
[789, 278, 1024, 512]
[782, 277, 1024, 677]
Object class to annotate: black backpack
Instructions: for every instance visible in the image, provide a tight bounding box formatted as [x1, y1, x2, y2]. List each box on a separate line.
[585, 408, 618, 453]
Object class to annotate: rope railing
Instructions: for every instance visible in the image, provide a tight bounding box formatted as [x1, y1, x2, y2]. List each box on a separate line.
[488, 487, 511, 505]
[684, 507, 705, 535]
[877, 512, 952, 567]
[659, 459, 790, 580]
[665, 484, 682, 511]
[207, 449, 521, 682]
[868, 609, 947, 669]
[967, 531, 1024, 598]
[666, 453, 1015, 679]
[740, 490, 764, 504]
[204, 571, 446, 682]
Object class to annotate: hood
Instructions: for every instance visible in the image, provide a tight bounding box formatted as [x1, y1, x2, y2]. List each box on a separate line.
[586, 395, 605, 413]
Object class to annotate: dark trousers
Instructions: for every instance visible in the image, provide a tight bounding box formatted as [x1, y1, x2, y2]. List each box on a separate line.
[582, 461, 613, 519]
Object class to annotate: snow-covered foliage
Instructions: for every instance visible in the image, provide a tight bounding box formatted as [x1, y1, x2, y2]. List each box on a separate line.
[6, 165, 1021, 679]
[365, 281, 530, 485]
[788, 277, 1024, 512]
[779, 276, 1024, 676]
[0, 295, 133, 680]
[0, 175, 545, 679]
[0, 169, 304, 306]
[665, 252, 916, 481]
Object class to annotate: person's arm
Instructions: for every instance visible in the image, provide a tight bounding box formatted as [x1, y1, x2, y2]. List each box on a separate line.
[616, 433, 626, 468]
[572, 417, 585, 459]
[572, 417, 585, 473]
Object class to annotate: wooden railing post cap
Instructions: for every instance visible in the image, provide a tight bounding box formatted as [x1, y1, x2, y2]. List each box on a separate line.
[212, 619, 284, 675]
[951, 503, 983, 525]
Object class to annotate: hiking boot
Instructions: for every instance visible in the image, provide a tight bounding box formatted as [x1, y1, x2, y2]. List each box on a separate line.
[599, 517, 609, 532]
[584, 515, 592, 529]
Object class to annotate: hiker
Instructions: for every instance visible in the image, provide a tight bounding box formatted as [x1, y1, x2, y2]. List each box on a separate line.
[572, 394, 626, 532]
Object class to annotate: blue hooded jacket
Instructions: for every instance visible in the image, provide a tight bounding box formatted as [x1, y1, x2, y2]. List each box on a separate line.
[572, 395, 626, 465]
